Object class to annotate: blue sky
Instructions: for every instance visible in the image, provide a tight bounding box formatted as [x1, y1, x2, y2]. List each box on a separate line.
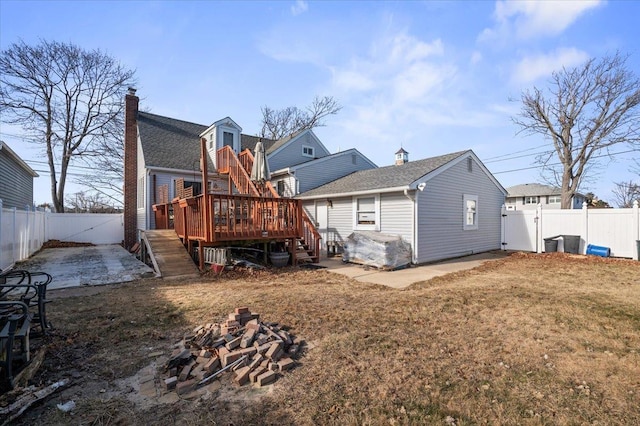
[1, 0, 639, 206]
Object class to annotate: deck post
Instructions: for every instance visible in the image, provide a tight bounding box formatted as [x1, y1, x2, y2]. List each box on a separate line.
[198, 242, 205, 271]
[200, 137, 211, 242]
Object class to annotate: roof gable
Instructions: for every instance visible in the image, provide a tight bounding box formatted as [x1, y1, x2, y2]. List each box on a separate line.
[0, 141, 38, 177]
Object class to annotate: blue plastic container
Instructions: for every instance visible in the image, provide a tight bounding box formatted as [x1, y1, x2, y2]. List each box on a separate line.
[586, 244, 610, 257]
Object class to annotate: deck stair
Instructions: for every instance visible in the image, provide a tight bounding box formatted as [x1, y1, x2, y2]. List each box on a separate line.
[140, 230, 200, 278]
[216, 147, 321, 263]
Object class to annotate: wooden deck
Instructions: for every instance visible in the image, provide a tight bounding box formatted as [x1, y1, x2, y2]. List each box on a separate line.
[140, 230, 200, 279]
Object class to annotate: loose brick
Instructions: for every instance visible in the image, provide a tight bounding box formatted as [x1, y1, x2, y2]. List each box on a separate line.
[234, 366, 251, 385]
[199, 349, 212, 358]
[256, 370, 277, 387]
[278, 357, 295, 372]
[228, 313, 241, 322]
[225, 336, 242, 351]
[176, 379, 197, 395]
[235, 307, 250, 315]
[204, 357, 220, 373]
[240, 329, 256, 348]
[164, 376, 178, 390]
[237, 347, 257, 357]
[255, 342, 272, 354]
[221, 351, 243, 367]
[248, 354, 263, 371]
[249, 366, 267, 383]
[266, 342, 284, 361]
[196, 356, 210, 365]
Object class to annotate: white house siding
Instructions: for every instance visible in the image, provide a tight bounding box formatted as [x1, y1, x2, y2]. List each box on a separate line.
[380, 192, 414, 250]
[136, 138, 147, 231]
[302, 201, 316, 223]
[506, 194, 585, 210]
[417, 157, 504, 263]
[268, 132, 330, 172]
[294, 151, 376, 194]
[271, 175, 297, 198]
[326, 197, 353, 243]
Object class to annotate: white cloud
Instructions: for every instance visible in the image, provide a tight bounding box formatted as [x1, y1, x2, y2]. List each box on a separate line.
[480, 0, 602, 42]
[512, 47, 589, 84]
[290, 0, 308, 16]
[470, 51, 483, 65]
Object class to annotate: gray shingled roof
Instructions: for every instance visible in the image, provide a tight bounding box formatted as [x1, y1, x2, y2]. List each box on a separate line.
[298, 150, 469, 197]
[138, 112, 279, 170]
[506, 183, 561, 197]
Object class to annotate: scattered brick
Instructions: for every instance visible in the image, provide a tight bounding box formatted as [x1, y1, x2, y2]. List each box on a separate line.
[161, 306, 304, 397]
[256, 370, 277, 387]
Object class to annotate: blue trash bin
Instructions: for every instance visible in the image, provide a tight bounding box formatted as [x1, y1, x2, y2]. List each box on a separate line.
[586, 244, 610, 257]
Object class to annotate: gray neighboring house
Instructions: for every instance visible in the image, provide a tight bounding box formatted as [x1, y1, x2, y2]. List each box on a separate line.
[506, 183, 585, 210]
[0, 141, 38, 210]
[297, 150, 507, 264]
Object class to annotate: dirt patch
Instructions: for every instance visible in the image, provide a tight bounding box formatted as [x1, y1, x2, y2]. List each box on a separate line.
[41, 240, 96, 249]
[4, 254, 640, 424]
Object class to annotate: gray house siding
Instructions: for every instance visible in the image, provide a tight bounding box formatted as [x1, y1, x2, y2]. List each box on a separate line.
[416, 157, 504, 263]
[293, 151, 376, 194]
[0, 149, 34, 210]
[380, 192, 414, 250]
[326, 197, 353, 244]
[268, 132, 330, 172]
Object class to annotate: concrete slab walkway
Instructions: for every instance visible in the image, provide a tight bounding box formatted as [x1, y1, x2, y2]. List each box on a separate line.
[16, 245, 155, 290]
[318, 251, 507, 289]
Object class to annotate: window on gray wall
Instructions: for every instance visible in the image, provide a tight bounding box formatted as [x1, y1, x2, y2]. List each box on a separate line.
[277, 180, 285, 196]
[223, 131, 234, 147]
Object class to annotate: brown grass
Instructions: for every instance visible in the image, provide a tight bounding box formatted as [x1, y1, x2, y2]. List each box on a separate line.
[10, 252, 640, 425]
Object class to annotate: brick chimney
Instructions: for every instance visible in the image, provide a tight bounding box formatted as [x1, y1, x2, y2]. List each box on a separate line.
[123, 87, 139, 249]
[395, 147, 408, 165]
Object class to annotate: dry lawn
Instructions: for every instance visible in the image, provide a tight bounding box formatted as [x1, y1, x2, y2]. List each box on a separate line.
[6, 252, 640, 425]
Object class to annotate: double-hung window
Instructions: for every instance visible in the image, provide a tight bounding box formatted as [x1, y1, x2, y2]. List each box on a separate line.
[353, 195, 379, 230]
[524, 196, 539, 205]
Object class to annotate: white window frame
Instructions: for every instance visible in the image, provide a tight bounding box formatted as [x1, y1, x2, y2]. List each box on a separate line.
[302, 145, 314, 158]
[352, 194, 380, 231]
[463, 194, 478, 231]
[524, 196, 539, 205]
[548, 195, 561, 204]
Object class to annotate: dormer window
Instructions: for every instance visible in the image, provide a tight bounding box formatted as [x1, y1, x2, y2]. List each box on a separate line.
[302, 145, 314, 157]
[223, 131, 234, 147]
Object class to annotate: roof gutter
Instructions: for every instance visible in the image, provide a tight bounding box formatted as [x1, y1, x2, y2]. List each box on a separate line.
[146, 165, 220, 176]
[297, 185, 410, 200]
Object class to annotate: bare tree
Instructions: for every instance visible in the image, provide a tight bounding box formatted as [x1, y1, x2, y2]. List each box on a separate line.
[0, 40, 135, 212]
[612, 180, 640, 208]
[259, 96, 342, 140]
[66, 191, 120, 213]
[513, 52, 640, 209]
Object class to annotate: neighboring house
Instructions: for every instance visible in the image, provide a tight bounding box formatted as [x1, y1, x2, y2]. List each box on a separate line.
[297, 150, 507, 264]
[0, 141, 38, 210]
[122, 90, 376, 247]
[506, 183, 585, 210]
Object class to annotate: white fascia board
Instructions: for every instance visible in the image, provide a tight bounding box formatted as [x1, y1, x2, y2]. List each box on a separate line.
[289, 148, 377, 172]
[198, 116, 242, 137]
[146, 165, 221, 176]
[409, 151, 508, 195]
[297, 185, 410, 200]
[270, 167, 291, 177]
[0, 140, 39, 177]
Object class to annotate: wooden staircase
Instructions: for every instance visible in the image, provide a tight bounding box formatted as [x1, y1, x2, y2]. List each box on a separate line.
[216, 146, 321, 263]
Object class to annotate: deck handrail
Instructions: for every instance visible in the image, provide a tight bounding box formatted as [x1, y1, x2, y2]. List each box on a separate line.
[216, 146, 260, 197]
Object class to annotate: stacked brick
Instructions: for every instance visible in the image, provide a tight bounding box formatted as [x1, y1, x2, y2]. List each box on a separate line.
[163, 307, 301, 395]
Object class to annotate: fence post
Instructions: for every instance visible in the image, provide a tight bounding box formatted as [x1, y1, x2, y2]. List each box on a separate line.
[582, 201, 588, 254]
[500, 204, 506, 251]
[536, 203, 542, 253]
[12, 206, 17, 266]
[633, 200, 639, 261]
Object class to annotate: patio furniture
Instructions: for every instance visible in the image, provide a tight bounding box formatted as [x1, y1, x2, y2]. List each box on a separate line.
[0, 269, 52, 336]
[0, 301, 31, 389]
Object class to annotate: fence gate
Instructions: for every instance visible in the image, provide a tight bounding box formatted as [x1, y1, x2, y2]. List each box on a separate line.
[501, 209, 538, 252]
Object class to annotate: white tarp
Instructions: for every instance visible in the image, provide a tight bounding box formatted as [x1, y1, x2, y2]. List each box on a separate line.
[343, 231, 412, 270]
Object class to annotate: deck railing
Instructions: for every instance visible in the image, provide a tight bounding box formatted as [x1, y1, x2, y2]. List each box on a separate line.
[162, 194, 303, 243]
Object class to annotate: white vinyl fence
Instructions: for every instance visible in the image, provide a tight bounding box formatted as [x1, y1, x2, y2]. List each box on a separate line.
[0, 200, 123, 271]
[501, 201, 640, 260]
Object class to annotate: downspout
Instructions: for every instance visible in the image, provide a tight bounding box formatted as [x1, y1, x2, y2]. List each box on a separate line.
[403, 189, 417, 264]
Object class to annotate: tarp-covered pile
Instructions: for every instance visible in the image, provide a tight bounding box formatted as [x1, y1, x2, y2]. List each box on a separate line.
[342, 231, 411, 270]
